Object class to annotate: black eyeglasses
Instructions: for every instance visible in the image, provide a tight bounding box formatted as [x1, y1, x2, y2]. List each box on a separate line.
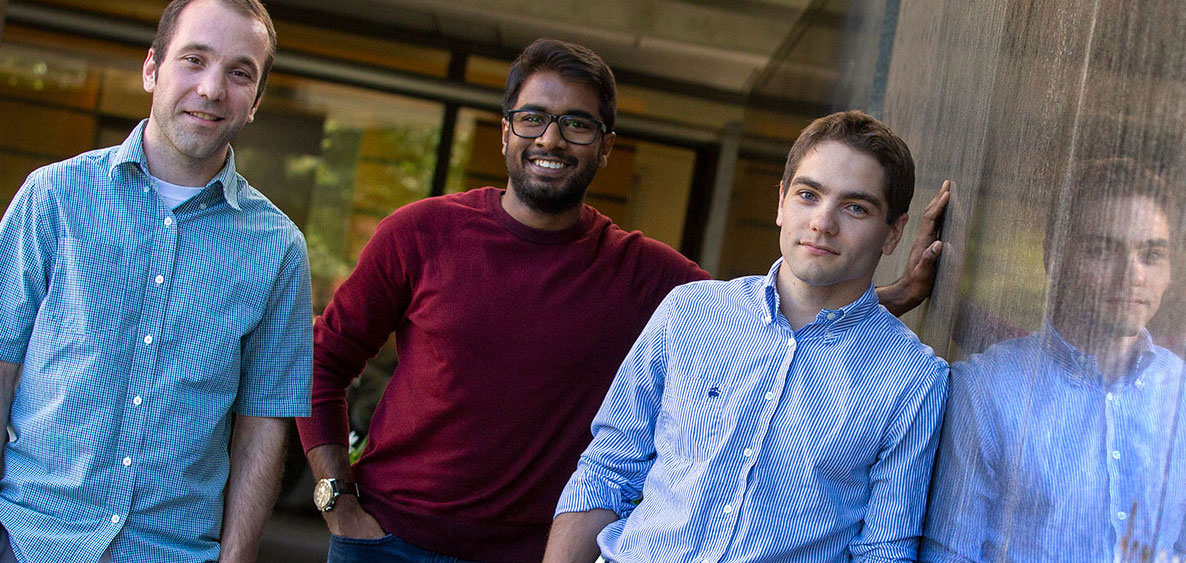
[506, 110, 608, 145]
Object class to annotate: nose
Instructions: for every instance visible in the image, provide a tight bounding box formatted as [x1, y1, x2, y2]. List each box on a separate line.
[533, 119, 567, 150]
[1121, 252, 1147, 286]
[809, 205, 840, 235]
[195, 69, 226, 101]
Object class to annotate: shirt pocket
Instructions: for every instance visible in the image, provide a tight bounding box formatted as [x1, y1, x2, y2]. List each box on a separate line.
[655, 377, 728, 462]
[47, 237, 126, 334]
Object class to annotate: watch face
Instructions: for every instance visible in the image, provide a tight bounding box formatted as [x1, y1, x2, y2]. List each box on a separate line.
[313, 479, 334, 510]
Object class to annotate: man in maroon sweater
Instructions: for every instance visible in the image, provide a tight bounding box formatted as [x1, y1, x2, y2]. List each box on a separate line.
[296, 38, 947, 562]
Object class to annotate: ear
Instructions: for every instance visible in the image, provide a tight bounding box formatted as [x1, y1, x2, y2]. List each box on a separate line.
[501, 118, 510, 157]
[775, 181, 788, 227]
[881, 212, 909, 255]
[247, 93, 262, 124]
[142, 49, 158, 94]
[597, 132, 616, 169]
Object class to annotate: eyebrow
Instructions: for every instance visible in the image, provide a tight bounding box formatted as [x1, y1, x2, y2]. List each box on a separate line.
[791, 175, 885, 210]
[1080, 234, 1171, 249]
[518, 104, 598, 120]
[176, 43, 261, 74]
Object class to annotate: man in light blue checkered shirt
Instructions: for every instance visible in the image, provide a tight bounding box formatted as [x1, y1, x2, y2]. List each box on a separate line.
[0, 1, 312, 561]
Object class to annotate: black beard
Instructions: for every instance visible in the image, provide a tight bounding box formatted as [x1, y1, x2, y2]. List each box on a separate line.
[505, 152, 598, 215]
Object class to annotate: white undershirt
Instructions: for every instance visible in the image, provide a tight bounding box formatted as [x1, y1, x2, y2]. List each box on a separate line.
[151, 175, 205, 210]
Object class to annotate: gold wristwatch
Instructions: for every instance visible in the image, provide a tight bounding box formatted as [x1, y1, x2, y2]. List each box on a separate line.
[313, 478, 359, 512]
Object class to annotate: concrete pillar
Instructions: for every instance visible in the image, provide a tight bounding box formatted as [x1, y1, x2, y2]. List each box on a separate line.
[697, 121, 742, 277]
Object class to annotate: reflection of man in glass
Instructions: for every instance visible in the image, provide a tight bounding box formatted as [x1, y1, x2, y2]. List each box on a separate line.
[922, 159, 1186, 562]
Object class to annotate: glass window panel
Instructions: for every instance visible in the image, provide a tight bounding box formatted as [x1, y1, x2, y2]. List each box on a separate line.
[718, 158, 782, 280]
[0, 42, 99, 109]
[0, 98, 95, 157]
[276, 21, 451, 78]
[626, 141, 696, 250]
[464, 55, 511, 90]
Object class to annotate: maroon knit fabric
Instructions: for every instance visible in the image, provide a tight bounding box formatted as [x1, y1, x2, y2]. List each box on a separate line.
[296, 187, 709, 561]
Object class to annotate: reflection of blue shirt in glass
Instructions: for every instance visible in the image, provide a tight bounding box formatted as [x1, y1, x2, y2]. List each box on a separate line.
[922, 326, 1186, 562]
[557, 259, 949, 562]
[0, 120, 313, 562]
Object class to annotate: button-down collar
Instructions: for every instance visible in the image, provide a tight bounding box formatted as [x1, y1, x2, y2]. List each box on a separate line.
[1040, 324, 1157, 389]
[760, 257, 881, 339]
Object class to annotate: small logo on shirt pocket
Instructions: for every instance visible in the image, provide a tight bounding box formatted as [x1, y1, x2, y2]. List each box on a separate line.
[656, 386, 726, 462]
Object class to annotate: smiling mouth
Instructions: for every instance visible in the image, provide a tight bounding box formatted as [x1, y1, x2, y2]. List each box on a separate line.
[529, 157, 569, 170]
[186, 111, 223, 122]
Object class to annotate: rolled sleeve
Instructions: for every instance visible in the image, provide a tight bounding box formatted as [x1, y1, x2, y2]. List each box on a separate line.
[234, 233, 314, 417]
[556, 463, 631, 517]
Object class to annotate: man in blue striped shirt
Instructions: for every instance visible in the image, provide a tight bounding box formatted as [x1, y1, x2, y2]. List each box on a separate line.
[546, 111, 949, 563]
[922, 159, 1186, 562]
[0, 1, 311, 561]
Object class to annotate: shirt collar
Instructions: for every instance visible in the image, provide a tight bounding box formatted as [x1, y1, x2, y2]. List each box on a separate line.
[110, 119, 245, 211]
[1040, 323, 1156, 388]
[760, 257, 881, 335]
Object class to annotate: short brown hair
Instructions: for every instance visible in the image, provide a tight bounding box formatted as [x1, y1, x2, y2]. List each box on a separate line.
[1046, 157, 1180, 248]
[151, 0, 277, 105]
[781, 110, 915, 224]
[502, 38, 617, 132]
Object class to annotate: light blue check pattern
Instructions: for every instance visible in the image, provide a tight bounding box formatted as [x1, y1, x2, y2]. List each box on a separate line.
[922, 326, 1186, 562]
[558, 259, 949, 562]
[0, 120, 312, 563]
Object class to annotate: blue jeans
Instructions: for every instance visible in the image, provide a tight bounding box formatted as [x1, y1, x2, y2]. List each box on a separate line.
[326, 533, 483, 563]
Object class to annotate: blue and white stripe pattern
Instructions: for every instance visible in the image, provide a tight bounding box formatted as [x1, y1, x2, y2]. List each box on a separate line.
[0, 120, 313, 563]
[557, 258, 949, 562]
[922, 326, 1186, 562]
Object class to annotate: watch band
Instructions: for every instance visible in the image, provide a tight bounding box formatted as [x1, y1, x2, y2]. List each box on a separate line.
[334, 479, 360, 498]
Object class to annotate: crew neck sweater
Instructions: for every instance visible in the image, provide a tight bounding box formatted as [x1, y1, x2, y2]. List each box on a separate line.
[297, 187, 709, 561]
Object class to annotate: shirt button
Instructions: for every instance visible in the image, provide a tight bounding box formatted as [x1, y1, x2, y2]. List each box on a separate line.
[143, 335, 153, 345]
[743, 448, 753, 457]
[155, 275, 164, 284]
[142, 186, 150, 193]
[825, 332, 833, 339]
[1118, 511, 1127, 520]
[1136, 379, 1145, 389]
[122, 457, 132, 466]
[1106, 393, 1114, 401]
[826, 313, 836, 320]
[1112, 451, 1121, 459]
[111, 514, 120, 524]
[765, 392, 774, 401]
[164, 217, 173, 226]
[198, 203, 207, 210]
[133, 396, 143, 406]
[722, 505, 732, 514]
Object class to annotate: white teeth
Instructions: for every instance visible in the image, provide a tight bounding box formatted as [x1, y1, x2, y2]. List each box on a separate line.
[533, 160, 565, 170]
[188, 112, 219, 121]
